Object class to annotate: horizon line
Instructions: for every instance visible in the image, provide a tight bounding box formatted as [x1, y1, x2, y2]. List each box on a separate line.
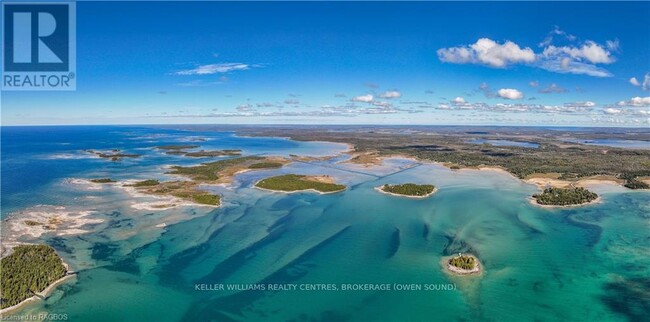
[1, 123, 648, 129]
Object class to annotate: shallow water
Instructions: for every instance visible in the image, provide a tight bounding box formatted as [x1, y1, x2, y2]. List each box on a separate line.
[1, 126, 648, 322]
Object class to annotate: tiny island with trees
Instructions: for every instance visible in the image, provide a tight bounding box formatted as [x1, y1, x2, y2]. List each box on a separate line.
[255, 174, 346, 193]
[377, 183, 437, 198]
[444, 253, 481, 275]
[0, 245, 69, 310]
[85, 149, 140, 162]
[532, 186, 599, 207]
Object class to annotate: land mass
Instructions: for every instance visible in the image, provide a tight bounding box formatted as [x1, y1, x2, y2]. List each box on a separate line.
[183, 149, 242, 157]
[86, 149, 140, 161]
[89, 178, 116, 183]
[93, 156, 293, 207]
[167, 156, 291, 183]
[0, 245, 71, 311]
[532, 186, 599, 207]
[155, 145, 242, 157]
[255, 174, 346, 193]
[443, 253, 481, 275]
[377, 183, 437, 198]
[130, 180, 221, 206]
[224, 125, 649, 189]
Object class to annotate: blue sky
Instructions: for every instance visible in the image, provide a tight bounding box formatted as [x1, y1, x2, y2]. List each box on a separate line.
[2, 1, 649, 126]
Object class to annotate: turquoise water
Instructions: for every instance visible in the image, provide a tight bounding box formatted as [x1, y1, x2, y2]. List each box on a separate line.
[468, 139, 540, 149]
[1, 126, 648, 321]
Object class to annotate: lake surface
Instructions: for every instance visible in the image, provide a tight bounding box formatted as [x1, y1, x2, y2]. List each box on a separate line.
[562, 138, 650, 150]
[468, 139, 540, 148]
[1, 126, 648, 322]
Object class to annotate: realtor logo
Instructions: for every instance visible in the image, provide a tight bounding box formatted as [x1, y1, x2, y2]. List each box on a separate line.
[2, 1, 76, 90]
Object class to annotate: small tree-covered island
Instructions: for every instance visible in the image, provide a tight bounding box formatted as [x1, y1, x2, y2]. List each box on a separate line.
[532, 187, 599, 207]
[255, 174, 346, 193]
[0, 245, 69, 310]
[377, 183, 437, 198]
[444, 253, 481, 275]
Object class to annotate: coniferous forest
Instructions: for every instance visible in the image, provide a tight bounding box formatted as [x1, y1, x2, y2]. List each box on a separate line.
[0, 245, 67, 309]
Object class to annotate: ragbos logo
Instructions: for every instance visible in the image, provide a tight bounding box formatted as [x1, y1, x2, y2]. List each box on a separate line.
[2, 1, 76, 90]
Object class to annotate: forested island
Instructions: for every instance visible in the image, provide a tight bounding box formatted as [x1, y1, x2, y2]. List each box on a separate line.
[255, 174, 346, 193]
[85, 149, 140, 161]
[0, 245, 69, 310]
[532, 187, 599, 206]
[168, 156, 289, 182]
[183, 150, 242, 157]
[132, 180, 221, 206]
[89, 178, 116, 183]
[154, 145, 242, 157]
[444, 253, 481, 275]
[378, 183, 436, 198]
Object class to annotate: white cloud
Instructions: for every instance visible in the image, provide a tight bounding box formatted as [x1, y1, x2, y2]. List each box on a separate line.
[452, 97, 466, 104]
[617, 96, 650, 107]
[471, 38, 536, 67]
[564, 101, 596, 108]
[437, 38, 535, 68]
[437, 47, 474, 64]
[539, 26, 576, 47]
[542, 41, 614, 64]
[257, 102, 278, 108]
[630, 97, 650, 106]
[538, 83, 567, 94]
[644, 73, 650, 91]
[529, 81, 539, 87]
[352, 94, 374, 103]
[438, 28, 616, 77]
[497, 88, 524, 100]
[435, 101, 593, 114]
[606, 39, 620, 51]
[175, 63, 252, 75]
[537, 58, 612, 77]
[379, 91, 402, 99]
[604, 108, 622, 115]
[371, 101, 392, 108]
[630, 77, 641, 86]
[236, 103, 255, 112]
